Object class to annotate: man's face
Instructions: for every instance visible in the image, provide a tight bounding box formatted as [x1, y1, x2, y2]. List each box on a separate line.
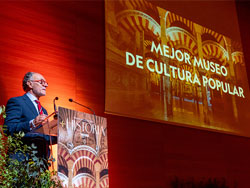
[28, 73, 48, 98]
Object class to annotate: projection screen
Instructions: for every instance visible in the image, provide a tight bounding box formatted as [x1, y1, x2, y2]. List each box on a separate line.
[105, 0, 250, 137]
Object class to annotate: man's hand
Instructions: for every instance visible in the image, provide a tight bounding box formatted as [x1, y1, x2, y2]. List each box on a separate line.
[33, 114, 48, 127]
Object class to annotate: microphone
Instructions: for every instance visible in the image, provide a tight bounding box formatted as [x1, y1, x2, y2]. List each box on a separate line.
[69, 98, 96, 123]
[53, 97, 59, 119]
[53, 97, 59, 112]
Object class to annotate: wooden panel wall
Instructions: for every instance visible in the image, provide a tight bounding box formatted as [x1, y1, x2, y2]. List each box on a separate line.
[0, 1, 250, 188]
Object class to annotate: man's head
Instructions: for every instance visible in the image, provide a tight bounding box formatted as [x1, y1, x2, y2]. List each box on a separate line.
[23, 72, 48, 99]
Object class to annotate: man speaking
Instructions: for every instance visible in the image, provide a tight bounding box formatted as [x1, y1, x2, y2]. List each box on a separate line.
[4, 72, 56, 159]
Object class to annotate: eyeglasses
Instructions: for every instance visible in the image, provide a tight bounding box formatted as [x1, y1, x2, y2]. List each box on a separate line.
[30, 79, 48, 86]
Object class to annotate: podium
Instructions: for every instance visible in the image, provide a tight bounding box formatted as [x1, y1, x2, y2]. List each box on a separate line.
[40, 107, 109, 188]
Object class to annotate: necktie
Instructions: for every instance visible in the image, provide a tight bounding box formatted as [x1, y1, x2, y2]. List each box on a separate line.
[35, 100, 44, 115]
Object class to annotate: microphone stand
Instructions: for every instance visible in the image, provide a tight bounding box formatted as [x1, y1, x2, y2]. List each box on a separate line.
[53, 97, 59, 119]
[68, 98, 96, 123]
[49, 97, 59, 171]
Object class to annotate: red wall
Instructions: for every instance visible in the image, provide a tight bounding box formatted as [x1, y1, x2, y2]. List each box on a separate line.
[0, 1, 250, 187]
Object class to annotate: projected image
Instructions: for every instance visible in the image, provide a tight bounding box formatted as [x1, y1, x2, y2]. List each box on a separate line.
[105, 0, 250, 136]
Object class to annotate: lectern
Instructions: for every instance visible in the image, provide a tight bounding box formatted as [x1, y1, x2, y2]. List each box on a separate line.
[51, 107, 109, 188]
[35, 113, 57, 136]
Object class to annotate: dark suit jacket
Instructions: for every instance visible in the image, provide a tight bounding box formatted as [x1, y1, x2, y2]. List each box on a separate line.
[4, 94, 56, 158]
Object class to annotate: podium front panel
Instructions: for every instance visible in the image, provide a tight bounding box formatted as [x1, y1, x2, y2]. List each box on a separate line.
[57, 107, 108, 188]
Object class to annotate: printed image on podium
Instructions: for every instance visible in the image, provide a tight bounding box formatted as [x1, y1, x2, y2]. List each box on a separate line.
[57, 107, 108, 188]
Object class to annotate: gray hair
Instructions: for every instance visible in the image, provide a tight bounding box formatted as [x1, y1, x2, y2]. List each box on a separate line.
[22, 72, 34, 91]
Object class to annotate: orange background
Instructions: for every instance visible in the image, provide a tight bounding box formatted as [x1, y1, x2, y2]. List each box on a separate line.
[0, 2, 104, 116]
[0, 1, 250, 187]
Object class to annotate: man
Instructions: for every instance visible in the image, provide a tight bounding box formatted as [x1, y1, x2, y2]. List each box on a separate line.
[4, 72, 56, 159]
